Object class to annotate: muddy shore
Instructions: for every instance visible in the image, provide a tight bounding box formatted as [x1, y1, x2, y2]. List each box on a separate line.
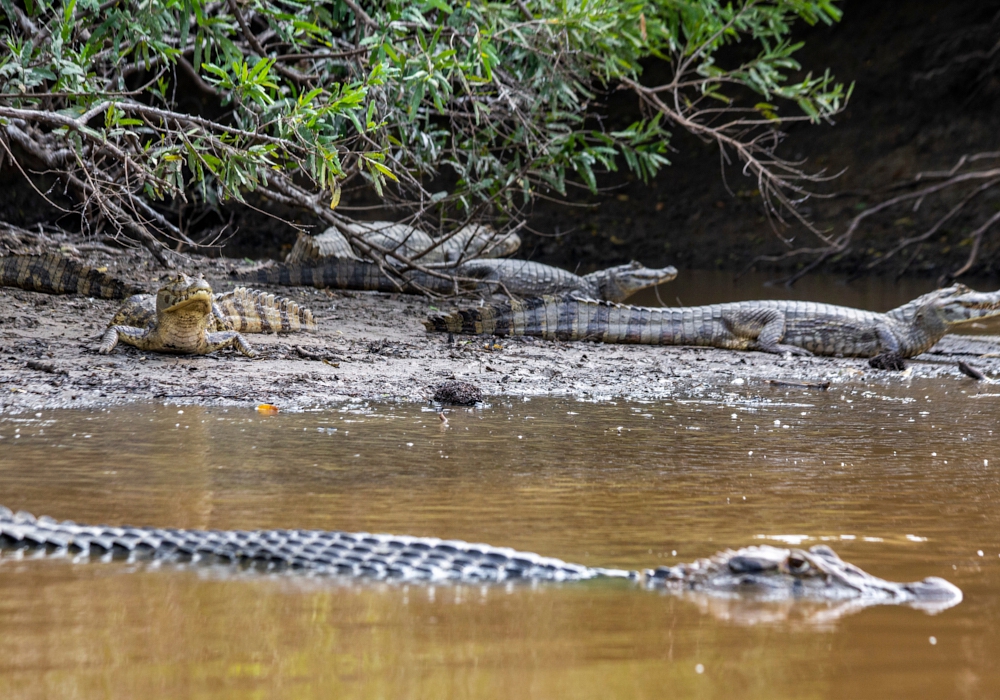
[3, 252, 1000, 413]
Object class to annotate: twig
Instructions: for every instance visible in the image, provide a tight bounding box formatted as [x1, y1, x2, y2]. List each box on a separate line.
[341, 0, 378, 30]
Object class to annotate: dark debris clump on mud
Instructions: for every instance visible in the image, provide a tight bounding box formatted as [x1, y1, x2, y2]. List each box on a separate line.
[432, 380, 484, 406]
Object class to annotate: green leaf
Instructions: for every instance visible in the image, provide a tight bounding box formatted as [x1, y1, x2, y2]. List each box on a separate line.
[365, 157, 399, 182]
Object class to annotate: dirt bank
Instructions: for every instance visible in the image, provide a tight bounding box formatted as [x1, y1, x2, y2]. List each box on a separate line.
[2, 251, 999, 414]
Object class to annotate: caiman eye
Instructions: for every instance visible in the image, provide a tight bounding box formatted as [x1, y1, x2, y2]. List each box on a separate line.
[787, 555, 810, 573]
[728, 555, 774, 573]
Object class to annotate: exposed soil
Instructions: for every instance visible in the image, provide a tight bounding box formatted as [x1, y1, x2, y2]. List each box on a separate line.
[3, 250, 999, 414]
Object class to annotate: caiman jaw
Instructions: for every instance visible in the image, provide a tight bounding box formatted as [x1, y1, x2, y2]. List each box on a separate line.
[613, 263, 679, 297]
[155, 274, 214, 315]
[940, 288, 1000, 327]
[163, 289, 212, 314]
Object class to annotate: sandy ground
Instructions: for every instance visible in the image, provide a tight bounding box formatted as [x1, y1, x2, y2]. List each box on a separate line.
[2, 252, 1000, 414]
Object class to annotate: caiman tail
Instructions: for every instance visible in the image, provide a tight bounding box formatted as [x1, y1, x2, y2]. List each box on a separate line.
[214, 288, 317, 333]
[234, 260, 424, 294]
[1, 254, 146, 299]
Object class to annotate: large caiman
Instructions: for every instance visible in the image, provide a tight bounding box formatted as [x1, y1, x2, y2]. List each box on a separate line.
[235, 258, 678, 303]
[424, 285, 1000, 367]
[286, 222, 521, 264]
[0, 506, 961, 612]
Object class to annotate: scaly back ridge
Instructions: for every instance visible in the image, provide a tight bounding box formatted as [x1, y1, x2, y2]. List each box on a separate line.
[215, 287, 317, 333]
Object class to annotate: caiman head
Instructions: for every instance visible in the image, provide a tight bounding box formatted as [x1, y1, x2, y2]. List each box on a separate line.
[647, 545, 962, 611]
[582, 261, 679, 302]
[155, 273, 214, 317]
[887, 284, 1000, 329]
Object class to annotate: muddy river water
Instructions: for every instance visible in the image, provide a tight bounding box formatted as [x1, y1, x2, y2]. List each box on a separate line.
[0, 384, 998, 699]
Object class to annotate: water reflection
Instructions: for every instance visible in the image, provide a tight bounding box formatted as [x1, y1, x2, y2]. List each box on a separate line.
[0, 386, 997, 698]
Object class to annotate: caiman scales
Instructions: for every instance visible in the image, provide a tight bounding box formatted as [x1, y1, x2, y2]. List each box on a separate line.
[100, 272, 316, 357]
[425, 285, 1000, 366]
[0, 507, 962, 611]
[1, 254, 316, 357]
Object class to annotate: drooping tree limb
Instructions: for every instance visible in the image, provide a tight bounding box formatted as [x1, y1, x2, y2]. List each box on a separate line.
[0, 0, 845, 281]
[756, 158, 1000, 285]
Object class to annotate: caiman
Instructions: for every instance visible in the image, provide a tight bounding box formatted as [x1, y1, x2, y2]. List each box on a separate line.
[0, 506, 962, 611]
[236, 259, 678, 303]
[100, 272, 316, 357]
[1, 254, 316, 357]
[424, 284, 1000, 367]
[287, 222, 522, 264]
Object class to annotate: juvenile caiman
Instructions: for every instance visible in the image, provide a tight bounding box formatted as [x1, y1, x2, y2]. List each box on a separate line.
[236, 259, 678, 303]
[0, 506, 962, 611]
[1, 254, 316, 357]
[424, 285, 1000, 367]
[100, 272, 316, 357]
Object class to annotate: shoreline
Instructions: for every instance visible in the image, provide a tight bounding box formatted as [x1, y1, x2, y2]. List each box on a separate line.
[2, 254, 999, 414]
[7, 274, 1000, 413]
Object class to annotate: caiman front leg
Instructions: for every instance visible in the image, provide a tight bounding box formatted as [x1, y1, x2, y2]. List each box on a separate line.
[867, 324, 906, 371]
[726, 308, 813, 356]
[204, 331, 257, 358]
[99, 325, 152, 354]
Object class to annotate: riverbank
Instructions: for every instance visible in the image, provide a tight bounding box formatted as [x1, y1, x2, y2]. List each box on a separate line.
[2, 251, 999, 414]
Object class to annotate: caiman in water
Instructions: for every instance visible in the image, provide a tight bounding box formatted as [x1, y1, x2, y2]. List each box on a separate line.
[2, 254, 316, 357]
[236, 259, 678, 302]
[0, 507, 961, 611]
[425, 285, 1000, 368]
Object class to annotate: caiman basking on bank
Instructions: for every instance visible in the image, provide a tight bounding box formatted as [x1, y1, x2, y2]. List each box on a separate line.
[2, 254, 316, 357]
[236, 259, 678, 302]
[99, 273, 316, 357]
[0, 507, 962, 611]
[286, 221, 522, 264]
[425, 285, 1000, 368]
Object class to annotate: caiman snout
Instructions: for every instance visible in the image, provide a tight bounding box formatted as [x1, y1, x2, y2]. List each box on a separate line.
[903, 576, 964, 602]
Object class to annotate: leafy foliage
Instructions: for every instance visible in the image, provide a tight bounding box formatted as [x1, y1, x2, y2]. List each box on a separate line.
[0, 0, 846, 264]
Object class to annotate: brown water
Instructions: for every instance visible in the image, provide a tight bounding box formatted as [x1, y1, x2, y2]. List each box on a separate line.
[0, 387, 998, 699]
